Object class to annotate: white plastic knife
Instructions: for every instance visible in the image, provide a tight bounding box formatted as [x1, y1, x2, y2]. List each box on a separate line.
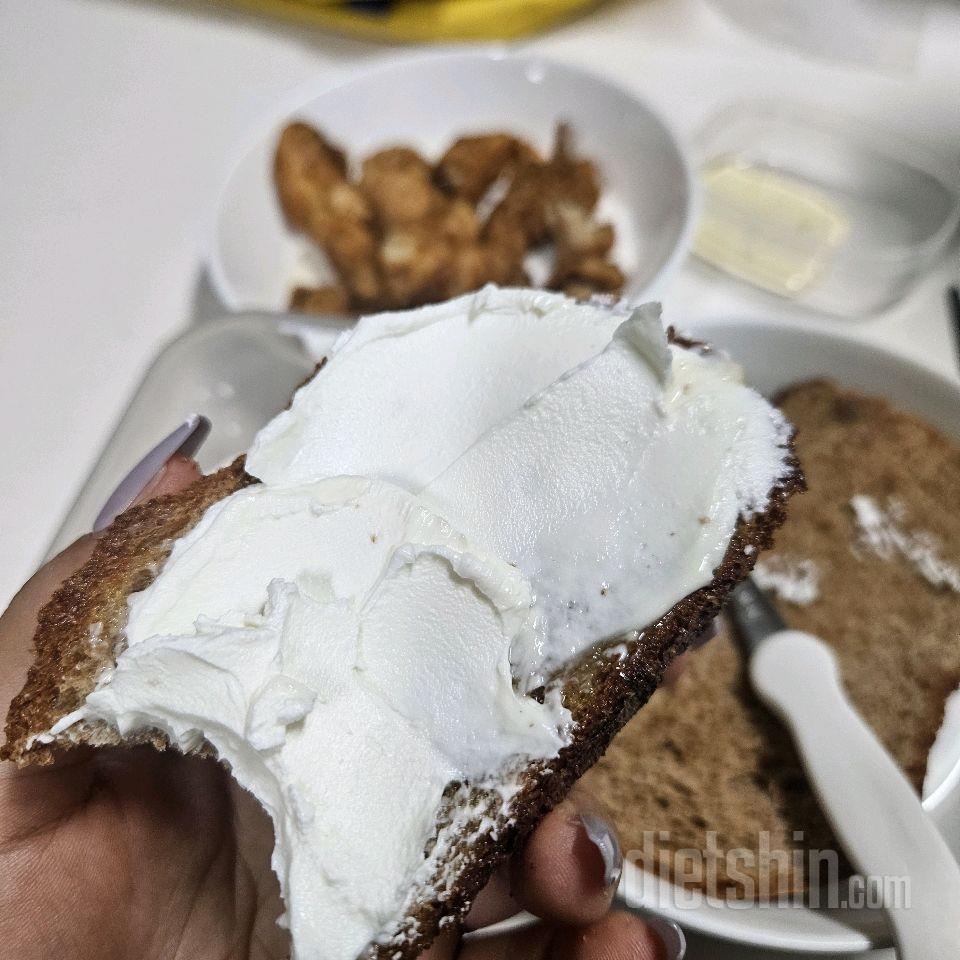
[727, 578, 960, 959]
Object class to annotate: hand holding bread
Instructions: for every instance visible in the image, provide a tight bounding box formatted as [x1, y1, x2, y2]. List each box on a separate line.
[0, 448, 676, 960]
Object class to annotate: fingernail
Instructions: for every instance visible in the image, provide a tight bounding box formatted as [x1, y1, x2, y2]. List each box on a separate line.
[580, 812, 622, 889]
[93, 414, 210, 531]
[646, 917, 687, 960]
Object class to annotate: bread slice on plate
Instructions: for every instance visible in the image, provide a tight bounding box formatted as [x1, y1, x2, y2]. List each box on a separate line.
[583, 378, 960, 899]
[3, 288, 802, 960]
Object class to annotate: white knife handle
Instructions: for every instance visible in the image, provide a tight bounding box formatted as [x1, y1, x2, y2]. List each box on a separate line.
[750, 630, 960, 960]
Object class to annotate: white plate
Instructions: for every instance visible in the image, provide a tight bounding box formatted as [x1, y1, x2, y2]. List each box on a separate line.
[618, 316, 960, 954]
[206, 50, 695, 312]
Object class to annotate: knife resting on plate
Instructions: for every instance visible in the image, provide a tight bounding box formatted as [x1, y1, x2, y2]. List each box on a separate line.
[728, 578, 960, 960]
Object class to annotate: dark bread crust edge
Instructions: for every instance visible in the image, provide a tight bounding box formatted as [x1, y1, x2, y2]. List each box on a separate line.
[2, 458, 255, 763]
[2, 447, 803, 960]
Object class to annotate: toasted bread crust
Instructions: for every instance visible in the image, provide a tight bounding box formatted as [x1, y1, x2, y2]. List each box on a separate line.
[1, 458, 255, 764]
[2, 438, 802, 959]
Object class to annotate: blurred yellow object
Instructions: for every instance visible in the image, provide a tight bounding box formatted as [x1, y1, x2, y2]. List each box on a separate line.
[694, 159, 849, 297]
[227, 0, 602, 41]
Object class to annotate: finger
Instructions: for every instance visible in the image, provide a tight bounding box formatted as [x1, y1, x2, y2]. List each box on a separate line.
[550, 912, 677, 960]
[0, 426, 206, 721]
[129, 451, 203, 506]
[467, 788, 621, 931]
[0, 532, 103, 826]
[0, 453, 203, 683]
[509, 790, 622, 927]
[464, 864, 516, 930]
[93, 413, 209, 530]
[3, 417, 207, 643]
[0, 534, 100, 721]
[461, 922, 552, 960]
[0, 439, 208, 833]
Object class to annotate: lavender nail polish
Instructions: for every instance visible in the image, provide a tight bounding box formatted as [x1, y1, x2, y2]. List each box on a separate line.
[93, 414, 211, 532]
[646, 917, 687, 960]
[580, 812, 623, 889]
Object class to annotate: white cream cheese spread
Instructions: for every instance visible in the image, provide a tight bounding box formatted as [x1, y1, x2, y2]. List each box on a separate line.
[47, 477, 567, 959]
[252, 290, 792, 684]
[43, 287, 795, 960]
[421, 313, 792, 681]
[247, 287, 629, 489]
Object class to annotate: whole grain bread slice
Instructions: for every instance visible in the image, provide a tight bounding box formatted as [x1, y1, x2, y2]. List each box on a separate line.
[2, 448, 802, 959]
[583, 378, 960, 900]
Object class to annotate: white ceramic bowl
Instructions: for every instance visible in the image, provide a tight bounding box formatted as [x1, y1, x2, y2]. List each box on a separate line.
[618, 316, 960, 954]
[206, 51, 694, 312]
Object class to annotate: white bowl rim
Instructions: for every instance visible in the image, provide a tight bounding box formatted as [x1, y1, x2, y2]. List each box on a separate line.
[204, 47, 697, 313]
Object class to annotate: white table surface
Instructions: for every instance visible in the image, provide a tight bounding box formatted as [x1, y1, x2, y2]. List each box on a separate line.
[2, 1, 959, 956]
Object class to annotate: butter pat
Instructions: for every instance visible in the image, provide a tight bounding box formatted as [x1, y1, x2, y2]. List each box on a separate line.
[694, 160, 849, 296]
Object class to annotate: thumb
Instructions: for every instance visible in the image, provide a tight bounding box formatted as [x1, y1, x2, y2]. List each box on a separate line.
[1, 416, 209, 727]
[0, 419, 210, 841]
[93, 414, 209, 531]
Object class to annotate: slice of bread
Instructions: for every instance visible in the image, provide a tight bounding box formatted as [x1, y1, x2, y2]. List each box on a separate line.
[2, 425, 801, 957]
[583, 378, 960, 898]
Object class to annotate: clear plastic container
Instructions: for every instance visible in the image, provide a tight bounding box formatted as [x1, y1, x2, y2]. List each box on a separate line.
[692, 102, 960, 319]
